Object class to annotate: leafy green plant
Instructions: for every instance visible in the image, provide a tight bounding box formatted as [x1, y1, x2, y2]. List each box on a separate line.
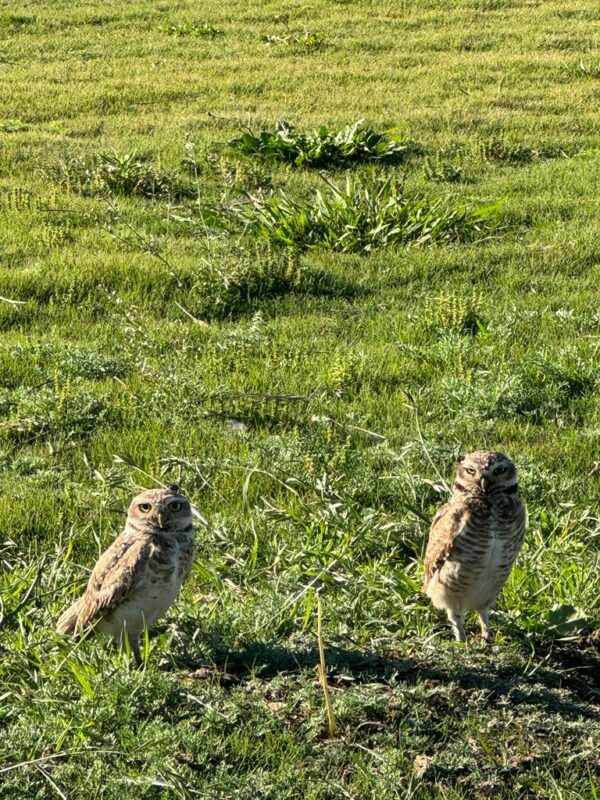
[423, 149, 465, 182]
[57, 152, 176, 198]
[0, 381, 117, 442]
[229, 119, 412, 168]
[545, 603, 591, 639]
[480, 137, 536, 165]
[423, 290, 485, 334]
[0, 343, 130, 383]
[0, 118, 28, 132]
[162, 21, 223, 37]
[439, 351, 599, 424]
[56, 348, 130, 379]
[224, 176, 500, 253]
[479, 138, 569, 165]
[261, 28, 325, 51]
[93, 152, 172, 197]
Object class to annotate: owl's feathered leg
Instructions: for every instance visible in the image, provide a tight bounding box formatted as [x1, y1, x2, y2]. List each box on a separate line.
[119, 627, 143, 667]
[477, 608, 492, 644]
[447, 610, 466, 642]
[131, 639, 142, 667]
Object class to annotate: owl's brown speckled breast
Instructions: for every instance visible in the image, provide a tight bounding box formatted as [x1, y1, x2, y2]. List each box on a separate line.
[97, 529, 195, 638]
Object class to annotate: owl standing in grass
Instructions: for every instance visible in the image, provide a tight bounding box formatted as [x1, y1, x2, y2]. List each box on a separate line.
[57, 486, 195, 664]
[423, 451, 526, 643]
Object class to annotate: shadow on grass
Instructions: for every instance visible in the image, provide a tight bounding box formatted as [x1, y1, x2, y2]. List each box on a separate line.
[167, 629, 600, 720]
[208, 266, 370, 323]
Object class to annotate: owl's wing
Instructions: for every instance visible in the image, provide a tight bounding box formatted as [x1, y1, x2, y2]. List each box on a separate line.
[423, 498, 470, 589]
[179, 538, 195, 584]
[74, 533, 153, 630]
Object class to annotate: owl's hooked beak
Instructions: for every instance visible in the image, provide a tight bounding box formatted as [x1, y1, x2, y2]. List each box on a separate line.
[480, 475, 490, 493]
[157, 512, 166, 529]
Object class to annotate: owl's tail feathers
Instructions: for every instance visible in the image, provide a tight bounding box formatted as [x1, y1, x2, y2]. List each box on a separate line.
[56, 599, 83, 636]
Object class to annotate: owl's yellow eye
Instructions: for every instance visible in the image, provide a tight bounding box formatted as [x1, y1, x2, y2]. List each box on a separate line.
[139, 502, 152, 513]
[464, 468, 476, 475]
[494, 466, 506, 475]
[169, 501, 182, 512]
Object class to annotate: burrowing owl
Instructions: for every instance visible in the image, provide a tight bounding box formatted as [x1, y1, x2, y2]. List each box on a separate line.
[423, 451, 525, 643]
[56, 486, 195, 664]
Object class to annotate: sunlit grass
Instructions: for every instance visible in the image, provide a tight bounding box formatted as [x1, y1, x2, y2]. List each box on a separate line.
[0, 0, 599, 797]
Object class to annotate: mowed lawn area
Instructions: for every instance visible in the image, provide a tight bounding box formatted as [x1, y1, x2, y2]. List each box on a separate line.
[1, 0, 599, 797]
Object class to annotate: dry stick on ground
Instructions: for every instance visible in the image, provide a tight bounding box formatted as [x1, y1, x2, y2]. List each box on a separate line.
[35, 764, 69, 800]
[0, 295, 26, 307]
[174, 300, 209, 327]
[0, 750, 125, 776]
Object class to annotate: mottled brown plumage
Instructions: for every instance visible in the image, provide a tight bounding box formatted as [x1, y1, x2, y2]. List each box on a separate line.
[423, 451, 526, 642]
[57, 486, 195, 663]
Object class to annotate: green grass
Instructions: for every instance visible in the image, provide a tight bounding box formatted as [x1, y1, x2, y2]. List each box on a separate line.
[1, 0, 600, 797]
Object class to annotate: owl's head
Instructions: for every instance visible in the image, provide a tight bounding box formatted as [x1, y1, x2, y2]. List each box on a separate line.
[455, 451, 518, 495]
[128, 485, 193, 532]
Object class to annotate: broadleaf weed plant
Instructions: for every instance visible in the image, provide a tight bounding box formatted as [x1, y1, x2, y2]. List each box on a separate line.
[229, 119, 413, 168]
[162, 21, 223, 38]
[54, 151, 182, 199]
[260, 27, 325, 52]
[223, 175, 502, 253]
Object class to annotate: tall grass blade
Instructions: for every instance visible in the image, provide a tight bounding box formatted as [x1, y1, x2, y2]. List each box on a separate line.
[316, 592, 337, 738]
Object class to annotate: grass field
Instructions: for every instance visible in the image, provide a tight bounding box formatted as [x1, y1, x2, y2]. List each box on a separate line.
[1, 0, 600, 797]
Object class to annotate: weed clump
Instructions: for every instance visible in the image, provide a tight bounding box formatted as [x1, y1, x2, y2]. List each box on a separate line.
[0, 381, 117, 442]
[423, 149, 466, 182]
[162, 21, 223, 38]
[480, 137, 569, 165]
[423, 291, 485, 334]
[440, 353, 599, 424]
[56, 152, 178, 198]
[260, 28, 325, 52]
[224, 176, 500, 253]
[229, 120, 412, 168]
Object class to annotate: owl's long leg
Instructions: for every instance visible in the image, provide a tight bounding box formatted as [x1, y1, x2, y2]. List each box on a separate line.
[477, 608, 492, 644]
[447, 610, 466, 642]
[131, 639, 142, 667]
[119, 629, 143, 667]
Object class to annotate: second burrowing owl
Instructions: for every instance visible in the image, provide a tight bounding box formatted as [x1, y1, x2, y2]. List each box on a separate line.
[423, 451, 525, 643]
[56, 486, 195, 664]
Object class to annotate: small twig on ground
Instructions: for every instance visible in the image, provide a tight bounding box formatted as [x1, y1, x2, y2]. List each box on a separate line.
[35, 764, 69, 800]
[174, 301, 209, 327]
[0, 295, 26, 307]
